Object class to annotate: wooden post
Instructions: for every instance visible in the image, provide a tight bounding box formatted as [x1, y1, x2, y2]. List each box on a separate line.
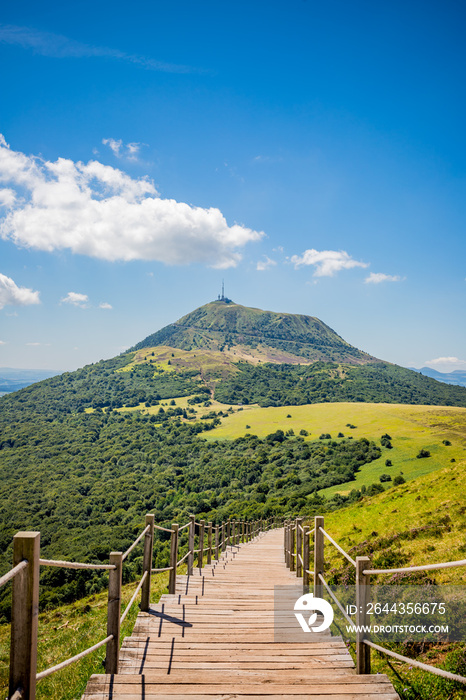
[168, 523, 179, 595]
[242, 521, 245, 543]
[290, 523, 296, 572]
[106, 551, 122, 674]
[231, 520, 236, 547]
[296, 517, 303, 578]
[303, 525, 310, 590]
[9, 531, 40, 700]
[227, 520, 231, 547]
[215, 525, 219, 560]
[356, 556, 371, 674]
[198, 519, 205, 570]
[188, 514, 195, 576]
[207, 522, 212, 565]
[141, 514, 154, 611]
[314, 516, 324, 599]
[283, 520, 288, 564]
[222, 522, 227, 552]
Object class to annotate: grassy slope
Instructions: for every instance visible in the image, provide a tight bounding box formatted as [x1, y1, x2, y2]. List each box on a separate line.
[321, 462, 466, 699]
[322, 460, 466, 584]
[206, 402, 466, 494]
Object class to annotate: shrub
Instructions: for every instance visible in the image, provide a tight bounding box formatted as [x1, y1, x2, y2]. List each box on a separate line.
[381, 434, 392, 448]
[367, 483, 385, 496]
[346, 423, 357, 429]
[393, 475, 406, 486]
[379, 473, 392, 482]
[319, 433, 331, 440]
[443, 439, 451, 446]
[337, 432, 344, 438]
[385, 459, 392, 467]
[416, 449, 430, 458]
[299, 429, 309, 436]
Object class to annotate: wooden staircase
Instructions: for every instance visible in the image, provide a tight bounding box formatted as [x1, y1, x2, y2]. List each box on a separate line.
[83, 529, 399, 699]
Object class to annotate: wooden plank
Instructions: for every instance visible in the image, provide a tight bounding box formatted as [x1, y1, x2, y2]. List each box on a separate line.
[82, 529, 399, 700]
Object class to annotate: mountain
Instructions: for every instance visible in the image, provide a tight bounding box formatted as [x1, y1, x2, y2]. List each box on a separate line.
[410, 366, 466, 388]
[130, 300, 379, 365]
[1, 298, 466, 619]
[0, 300, 464, 414]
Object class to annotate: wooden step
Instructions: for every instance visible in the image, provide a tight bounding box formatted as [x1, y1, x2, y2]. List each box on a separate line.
[82, 530, 399, 699]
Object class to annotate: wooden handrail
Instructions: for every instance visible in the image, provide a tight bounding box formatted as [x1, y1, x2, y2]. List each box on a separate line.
[3, 515, 275, 698]
[284, 516, 466, 682]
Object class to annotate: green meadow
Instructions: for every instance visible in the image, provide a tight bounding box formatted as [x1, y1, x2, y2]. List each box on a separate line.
[206, 402, 466, 496]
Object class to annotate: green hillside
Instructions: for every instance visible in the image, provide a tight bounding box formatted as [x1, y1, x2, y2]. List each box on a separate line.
[131, 300, 378, 364]
[2, 299, 466, 623]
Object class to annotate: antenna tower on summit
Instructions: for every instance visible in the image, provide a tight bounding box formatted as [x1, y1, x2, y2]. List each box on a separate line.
[216, 279, 231, 303]
[218, 279, 225, 301]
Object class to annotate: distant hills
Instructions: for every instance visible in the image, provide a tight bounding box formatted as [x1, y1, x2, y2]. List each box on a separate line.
[410, 366, 466, 388]
[0, 367, 59, 396]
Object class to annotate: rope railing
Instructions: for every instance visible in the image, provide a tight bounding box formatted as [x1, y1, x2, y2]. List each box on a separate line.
[0, 559, 28, 588]
[318, 573, 353, 626]
[284, 514, 466, 685]
[122, 524, 151, 561]
[153, 523, 175, 533]
[364, 557, 466, 576]
[36, 634, 113, 681]
[39, 559, 116, 570]
[319, 527, 356, 567]
[120, 571, 148, 625]
[176, 550, 191, 567]
[364, 639, 466, 685]
[4, 515, 276, 698]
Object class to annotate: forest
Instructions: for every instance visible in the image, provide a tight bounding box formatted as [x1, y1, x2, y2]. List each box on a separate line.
[214, 361, 466, 407]
[0, 402, 381, 620]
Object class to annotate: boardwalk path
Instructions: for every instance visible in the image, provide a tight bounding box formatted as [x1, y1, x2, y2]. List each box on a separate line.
[83, 529, 399, 699]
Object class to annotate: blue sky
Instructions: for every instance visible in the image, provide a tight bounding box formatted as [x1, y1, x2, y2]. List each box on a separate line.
[0, 0, 465, 372]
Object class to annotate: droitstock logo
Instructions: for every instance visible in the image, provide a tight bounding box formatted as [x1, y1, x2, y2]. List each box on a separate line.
[294, 592, 334, 633]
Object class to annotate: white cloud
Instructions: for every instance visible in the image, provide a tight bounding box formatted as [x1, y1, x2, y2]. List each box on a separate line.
[290, 249, 369, 277]
[0, 24, 204, 74]
[0, 340, 6, 345]
[0, 188, 16, 207]
[26, 342, 50, 346]
[99, 302, 112, 310]
[61, 292, 89, 308]
[0, 272, 40, 310]
[425, 356, 466, 367]
[0, 136, 263, 268]
[365, 272, 402, 284]
[102, 138, 143, 162]
[256, 256, 277, 271]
